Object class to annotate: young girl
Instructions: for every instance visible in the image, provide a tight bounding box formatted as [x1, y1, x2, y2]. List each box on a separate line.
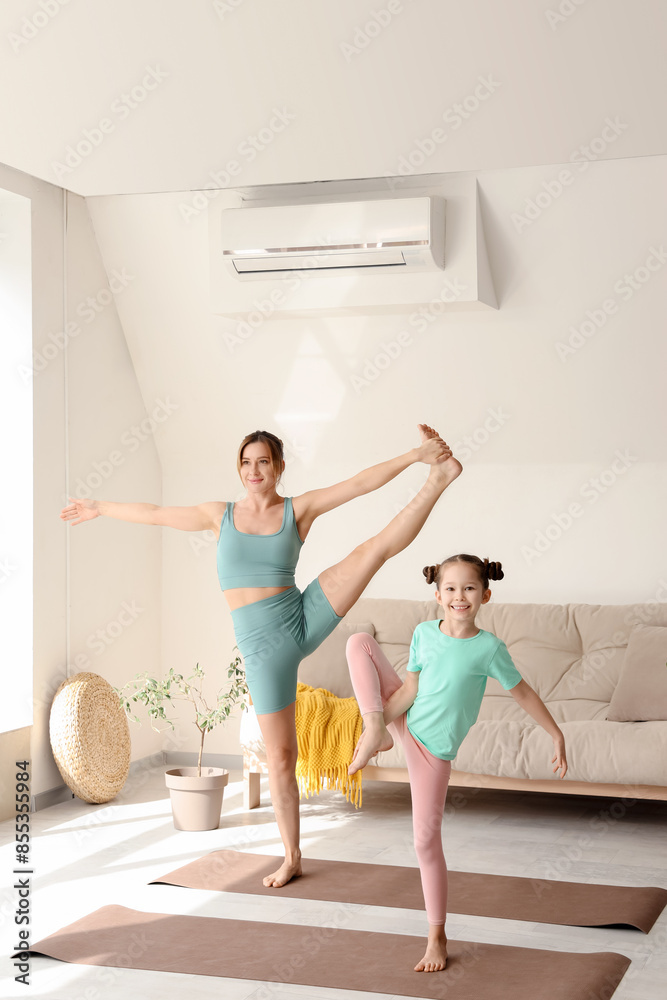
[61, 424, 462, 890]
[346, 553, 567, 974]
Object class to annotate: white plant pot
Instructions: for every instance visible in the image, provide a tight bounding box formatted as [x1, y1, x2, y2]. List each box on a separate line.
[164, 766, 229, 831]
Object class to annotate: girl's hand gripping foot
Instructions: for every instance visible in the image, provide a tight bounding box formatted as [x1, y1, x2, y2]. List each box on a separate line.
[348, 716, 394, 775]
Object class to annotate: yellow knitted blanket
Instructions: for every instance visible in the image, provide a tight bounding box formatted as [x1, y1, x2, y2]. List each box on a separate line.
[295, 681, 363, 808]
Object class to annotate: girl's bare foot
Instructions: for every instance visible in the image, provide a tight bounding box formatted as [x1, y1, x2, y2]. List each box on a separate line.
[414, 928, 448, 972]
[262, 854, 302, 888]
[348, 715, 394, 775]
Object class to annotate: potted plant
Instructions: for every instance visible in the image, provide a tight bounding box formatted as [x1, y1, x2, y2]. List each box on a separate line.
[115, 651, 247, 831]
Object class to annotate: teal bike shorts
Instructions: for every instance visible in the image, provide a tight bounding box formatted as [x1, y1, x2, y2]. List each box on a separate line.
[230, 579, 343, 715]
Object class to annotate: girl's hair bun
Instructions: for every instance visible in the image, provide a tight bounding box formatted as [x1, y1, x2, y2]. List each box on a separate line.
[423, 564, 440, 585]
[484, 559, 504, 581]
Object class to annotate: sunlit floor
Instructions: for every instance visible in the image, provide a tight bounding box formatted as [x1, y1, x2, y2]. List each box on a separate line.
[1, 762, 666, 1000]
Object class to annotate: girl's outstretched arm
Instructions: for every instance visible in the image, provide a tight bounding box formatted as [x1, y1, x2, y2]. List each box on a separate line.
[293, 424, 449, 535]
[60, 497, 224, 532]
[510, 680, 568, 778]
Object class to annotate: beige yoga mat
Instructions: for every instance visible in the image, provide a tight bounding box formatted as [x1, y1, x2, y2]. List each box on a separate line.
[150, 849, 667, 933]
[22, 904, 630, 1000]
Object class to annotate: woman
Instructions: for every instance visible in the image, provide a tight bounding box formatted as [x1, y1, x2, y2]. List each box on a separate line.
[61, 424, 462, 888]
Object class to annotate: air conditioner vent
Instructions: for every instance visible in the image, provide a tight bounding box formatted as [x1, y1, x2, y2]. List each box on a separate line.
[219, 197, 445, 279]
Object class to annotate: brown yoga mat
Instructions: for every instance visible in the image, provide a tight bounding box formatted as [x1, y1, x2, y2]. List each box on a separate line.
[150, 849, 667, 933]
[21, 904, 630, 1000]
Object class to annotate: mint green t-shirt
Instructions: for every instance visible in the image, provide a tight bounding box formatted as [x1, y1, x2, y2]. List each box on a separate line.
[406, 620, 522, 761]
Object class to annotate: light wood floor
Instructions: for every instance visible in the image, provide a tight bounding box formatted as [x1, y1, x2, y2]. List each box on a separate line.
[1, 763, 666, 1000]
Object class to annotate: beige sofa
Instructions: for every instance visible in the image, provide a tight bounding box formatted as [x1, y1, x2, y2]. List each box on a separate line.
[240, 598, 667, 807]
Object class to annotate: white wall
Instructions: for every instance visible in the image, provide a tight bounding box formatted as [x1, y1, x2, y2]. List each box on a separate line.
[0, 162, 163, 803]
[64, 192, 163, 780]
[2, 0, 666, 197]
[86, 152, 667, 757]
[0, 188, 32, 736]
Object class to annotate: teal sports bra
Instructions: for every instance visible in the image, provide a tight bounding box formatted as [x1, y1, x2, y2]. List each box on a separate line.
[217, 496, 304, 590]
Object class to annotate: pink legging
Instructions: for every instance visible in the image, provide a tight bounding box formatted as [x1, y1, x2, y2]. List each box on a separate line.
[346, 632, 451, 925]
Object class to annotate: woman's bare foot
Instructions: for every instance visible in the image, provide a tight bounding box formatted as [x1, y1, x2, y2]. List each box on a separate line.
[416, 425, 463, 487]
[348, 713, 394, 775]
[414, 928, 448, 972]
[262, 854, 302, 888]
[427, 453, 463, 489]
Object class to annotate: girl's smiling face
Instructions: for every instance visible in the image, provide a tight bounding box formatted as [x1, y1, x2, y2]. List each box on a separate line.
[435, 562, 491, 624]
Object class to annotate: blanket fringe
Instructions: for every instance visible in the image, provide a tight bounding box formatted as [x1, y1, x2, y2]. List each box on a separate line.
[295, 681, 364, 808]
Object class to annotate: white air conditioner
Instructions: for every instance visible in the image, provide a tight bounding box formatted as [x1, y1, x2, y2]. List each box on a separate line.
[219, 197, 445, 279]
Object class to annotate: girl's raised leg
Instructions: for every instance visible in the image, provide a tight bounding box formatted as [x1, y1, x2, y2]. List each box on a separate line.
[254, 703, 302, 887]
[318, 428, 461, 618]
[346, 631, 401, 772]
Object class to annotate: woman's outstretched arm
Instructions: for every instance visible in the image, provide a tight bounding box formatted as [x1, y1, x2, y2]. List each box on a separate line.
[293, 424, 449, 535]
[60, 497, 224, 532]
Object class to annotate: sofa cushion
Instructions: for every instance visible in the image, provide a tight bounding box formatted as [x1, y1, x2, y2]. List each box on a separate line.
[606, 625, 667, 722]
[298, 621, 376, 698]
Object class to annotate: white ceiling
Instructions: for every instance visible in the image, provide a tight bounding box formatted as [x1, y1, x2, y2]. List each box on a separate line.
[1, 0, 666, 196]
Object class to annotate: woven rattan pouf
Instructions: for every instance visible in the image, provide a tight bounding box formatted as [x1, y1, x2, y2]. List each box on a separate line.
[49, 672, 131, 803]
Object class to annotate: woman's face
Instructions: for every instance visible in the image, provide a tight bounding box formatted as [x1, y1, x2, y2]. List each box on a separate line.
[239, 441, 280, 493]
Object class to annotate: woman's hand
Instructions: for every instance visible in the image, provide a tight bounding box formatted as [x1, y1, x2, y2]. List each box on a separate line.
[60, 497, 99, 526]
[414, 425, 451, 465]
[551, 734, 568, 779]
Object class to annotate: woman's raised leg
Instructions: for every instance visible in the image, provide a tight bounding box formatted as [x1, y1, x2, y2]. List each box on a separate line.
[318, 433, 462, 618]
[254, 702, 302, 887]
